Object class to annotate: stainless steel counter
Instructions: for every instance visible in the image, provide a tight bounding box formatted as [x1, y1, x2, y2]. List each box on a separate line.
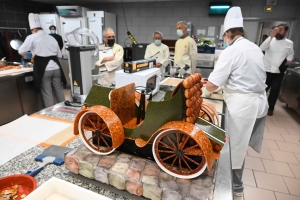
[0, 69, 45, 125]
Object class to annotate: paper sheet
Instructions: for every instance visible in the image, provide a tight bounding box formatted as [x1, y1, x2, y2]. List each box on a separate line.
[0, 115, 70, 166]
[207, 27, 215, 37]
[96, 48, 113, 66]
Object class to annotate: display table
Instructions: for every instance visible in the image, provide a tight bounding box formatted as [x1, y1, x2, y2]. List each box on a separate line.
[0, 87, 232, 200]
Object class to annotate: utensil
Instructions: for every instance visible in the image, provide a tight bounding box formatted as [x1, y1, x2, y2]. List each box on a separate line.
[10, 39, 23, 50]
[25, 145, 71, 177]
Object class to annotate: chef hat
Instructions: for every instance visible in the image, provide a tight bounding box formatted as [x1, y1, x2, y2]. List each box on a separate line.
[223, 7, 243, 33]
[28, 13, 41, 29]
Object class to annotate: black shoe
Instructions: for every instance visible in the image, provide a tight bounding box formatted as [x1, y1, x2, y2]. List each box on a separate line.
[267, 110, 273, 116]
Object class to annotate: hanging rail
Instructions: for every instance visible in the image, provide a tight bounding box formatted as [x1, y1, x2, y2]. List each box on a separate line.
[0, 27, 27, 32]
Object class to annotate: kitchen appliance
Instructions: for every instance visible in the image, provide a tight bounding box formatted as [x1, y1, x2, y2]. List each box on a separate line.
[132, 43, 149, 61]
[87, 11, 117, 44]
[57, 6, 90, 58]
[66, 28, 102, 103]
[115, 68, 161, 95]
[124, 58, 156, 73]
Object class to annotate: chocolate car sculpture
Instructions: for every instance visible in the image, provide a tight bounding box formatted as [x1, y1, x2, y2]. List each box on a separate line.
[73, 73, 225, 179]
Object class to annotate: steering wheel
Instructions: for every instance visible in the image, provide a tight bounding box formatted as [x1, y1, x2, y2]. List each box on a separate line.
[135, 86, 153, 101]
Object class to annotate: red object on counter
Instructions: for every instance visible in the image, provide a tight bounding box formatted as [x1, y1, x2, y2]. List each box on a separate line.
[0, 174, 37, 200]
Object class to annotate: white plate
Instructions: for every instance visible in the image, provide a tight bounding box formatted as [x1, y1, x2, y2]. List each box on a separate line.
[24, 177, 112, 200]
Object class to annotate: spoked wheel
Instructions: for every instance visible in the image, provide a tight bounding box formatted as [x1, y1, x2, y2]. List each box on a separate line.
[78, 111, 115, 155]
[199, 110, 214, 122]
[199, 102, 220, 126]
[153, 129, 207, 179]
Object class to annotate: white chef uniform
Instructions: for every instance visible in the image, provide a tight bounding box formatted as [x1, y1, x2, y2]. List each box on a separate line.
[174, 36, 197, 74]
[19, 14, 61, 71]
[208, 7, 268, 169]
[18, 13, 65, 107]
[95, 43, 124, 86]
[260, 37, 294, 73]
[144, 43, 170, 78]
[144, 43, 169, 66]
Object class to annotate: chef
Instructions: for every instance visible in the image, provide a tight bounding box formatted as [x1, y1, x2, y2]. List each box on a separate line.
[174, 21, 197, 74]
[95, 27, 124, 86]
[18, 13, 66, 107]
[205, 7, 268, 197]
[144, 31, 170, 79]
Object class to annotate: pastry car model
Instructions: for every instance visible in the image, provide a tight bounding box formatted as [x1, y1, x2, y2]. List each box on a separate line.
[73, 73, 225, 179]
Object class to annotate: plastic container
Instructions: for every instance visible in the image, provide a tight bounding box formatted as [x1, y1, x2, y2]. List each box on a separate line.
[197, 53, 215, 61]
[24, 177, 112, 200]
[197, 45, 215, 54]
[196, 60, 214, 68]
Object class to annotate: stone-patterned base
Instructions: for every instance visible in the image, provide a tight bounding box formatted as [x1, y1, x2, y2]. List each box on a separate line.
[65, 144, 215, 200]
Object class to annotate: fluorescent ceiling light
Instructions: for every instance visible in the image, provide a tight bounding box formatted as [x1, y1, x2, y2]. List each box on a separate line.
[210, 6, 230, 9]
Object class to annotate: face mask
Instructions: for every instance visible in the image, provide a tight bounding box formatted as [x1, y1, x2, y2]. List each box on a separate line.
[177, 30, 183, 37]
[224, 42, 229, 48]
[107, 39, 115, 47]
[154, 40, 161, 46]
[50, 30, 55, 34]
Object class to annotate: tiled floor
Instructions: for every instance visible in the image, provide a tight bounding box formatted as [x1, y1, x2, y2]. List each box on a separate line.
[237, 100, 300, 200]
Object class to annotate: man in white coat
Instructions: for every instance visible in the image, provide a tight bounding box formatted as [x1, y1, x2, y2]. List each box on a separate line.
[174, 21, 197, 74]
[144, 31, 169, 78]
[19, 13, 66, 107]
[260, 24, 294, 116]
[96, 27, 124, 86]
[206, 7, 268, 197]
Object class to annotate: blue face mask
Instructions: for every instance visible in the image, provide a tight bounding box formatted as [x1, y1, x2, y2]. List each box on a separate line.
[177, 30, 183, 37]
[154, 40, 161, 46]
[50, 30, 55, 34]
[224, 42, 229, 48]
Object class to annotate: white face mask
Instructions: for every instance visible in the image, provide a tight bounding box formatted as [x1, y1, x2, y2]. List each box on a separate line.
[154, 40, 161, 46]
[50, 30, 55, 34]
[177, 30, 183, 37]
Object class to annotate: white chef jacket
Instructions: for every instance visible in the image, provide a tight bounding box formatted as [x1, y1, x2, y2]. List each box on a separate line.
[174, 36, 197, 74]
[144, 43, 170, 67]
[18, 30, 61, 71]
[260, 37, 294, 73]
[209, 37, 267, 95]
[95, 43, 124, 86]
[209, 37, 268, 169]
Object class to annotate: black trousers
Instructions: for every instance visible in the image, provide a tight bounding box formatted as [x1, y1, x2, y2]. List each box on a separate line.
[265, 72, 284, 111]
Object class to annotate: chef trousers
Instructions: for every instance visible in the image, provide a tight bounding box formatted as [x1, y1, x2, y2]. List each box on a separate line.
[41, 69, 65, 107]
[265, 72, 284, 111]
[233, 160, 245, 194]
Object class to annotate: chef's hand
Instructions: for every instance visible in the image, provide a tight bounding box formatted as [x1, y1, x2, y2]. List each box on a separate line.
[213, 86, 224, 93]
[270, 27, 279, 38]
[156, 62, 162, 68]
[204, 87, 212, 97]
[286, 60, 291, 66]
